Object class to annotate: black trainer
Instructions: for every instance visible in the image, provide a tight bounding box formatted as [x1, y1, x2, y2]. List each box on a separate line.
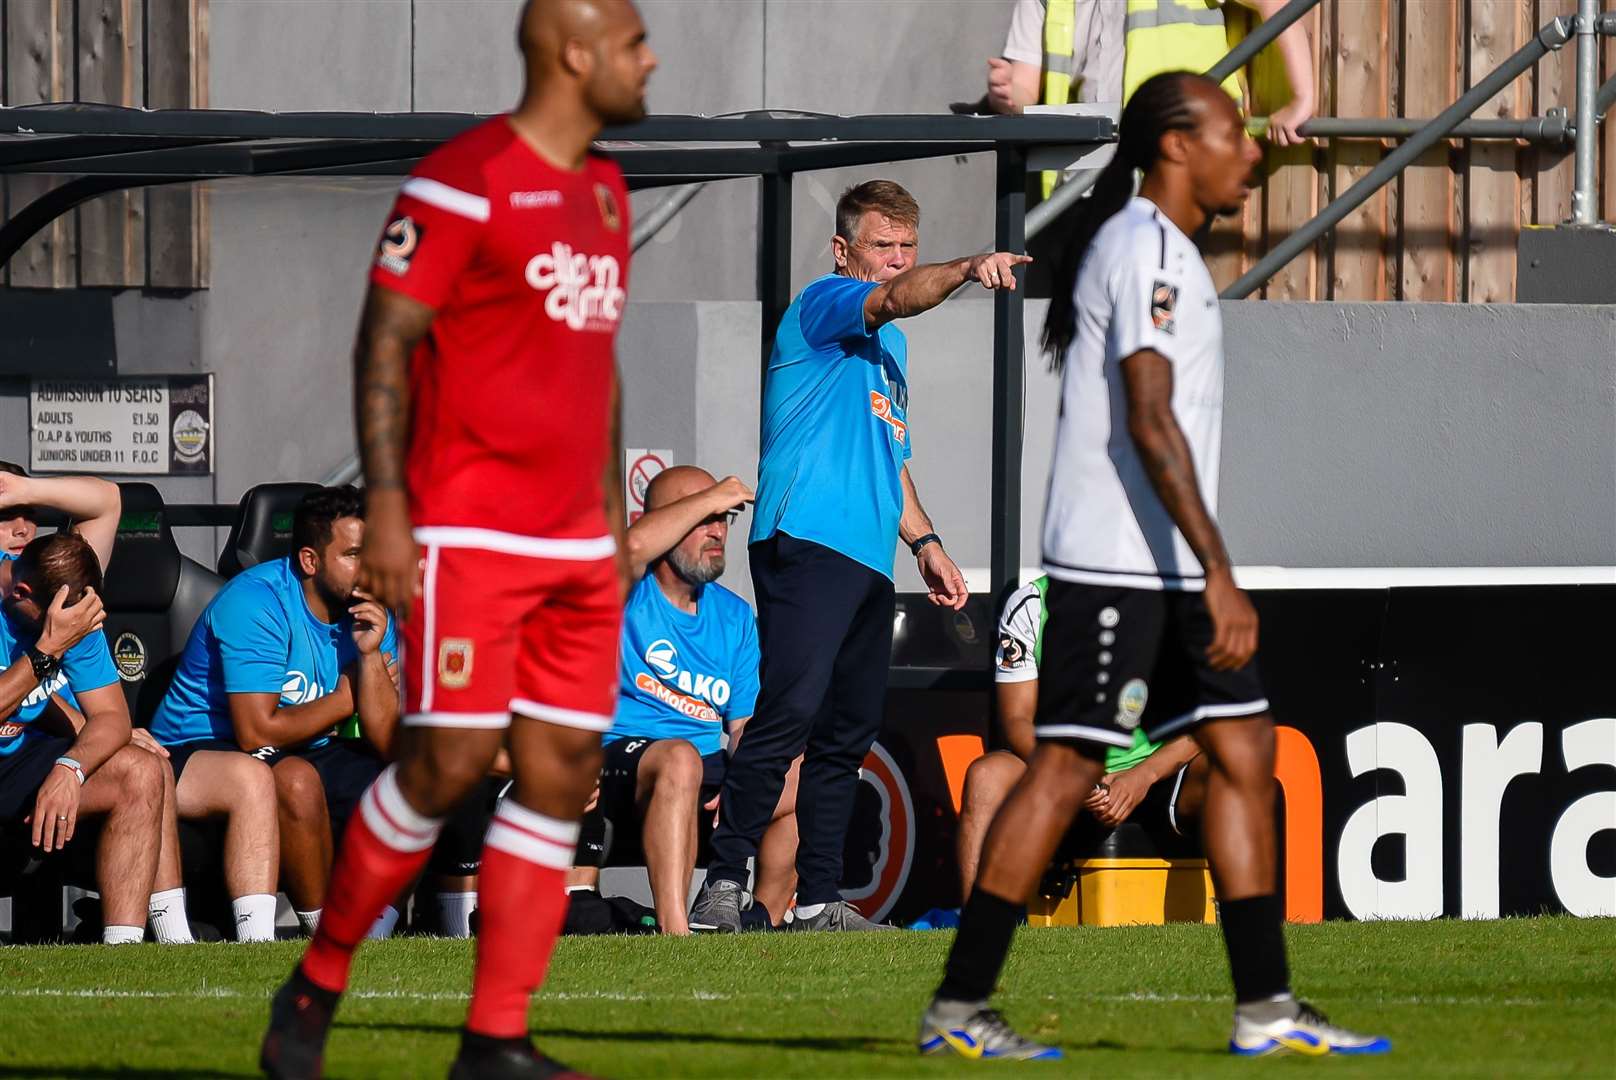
[447, 1031, 595, 1080]
[259, 967, 339, 1080]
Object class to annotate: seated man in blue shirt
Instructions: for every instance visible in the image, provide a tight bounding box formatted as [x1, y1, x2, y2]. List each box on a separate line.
[598, 466, 798, 934]
[0, 529, 170, 945]
[151, 485, 399, 933]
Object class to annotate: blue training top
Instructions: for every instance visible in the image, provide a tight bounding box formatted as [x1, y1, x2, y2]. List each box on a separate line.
[0, 606, 117, 758]
[606, 573, 760, 757]
[149, 556, 396, 749]
[751, 273, 912, 579]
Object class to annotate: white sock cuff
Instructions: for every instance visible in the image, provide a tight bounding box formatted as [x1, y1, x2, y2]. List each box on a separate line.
[484, 800, 579, 870]
[361, 765, 445, 853]
[296, 909, 322, 934]
[232, 893, 278, 943]
[149, 887, 185, 906]
[103, 925, 144, 945]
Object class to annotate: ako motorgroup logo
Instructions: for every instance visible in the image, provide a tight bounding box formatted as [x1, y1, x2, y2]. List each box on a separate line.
[869, 391, 908, 446]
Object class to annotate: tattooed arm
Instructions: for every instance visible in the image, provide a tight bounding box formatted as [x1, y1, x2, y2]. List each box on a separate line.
[354, 286, 435, 616]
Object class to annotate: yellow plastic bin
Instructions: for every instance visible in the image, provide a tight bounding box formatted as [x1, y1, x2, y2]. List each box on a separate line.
[1027, 858, 1215, 927]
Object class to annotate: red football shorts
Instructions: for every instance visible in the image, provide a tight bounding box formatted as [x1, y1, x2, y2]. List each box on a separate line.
[402, 531, 622, 731]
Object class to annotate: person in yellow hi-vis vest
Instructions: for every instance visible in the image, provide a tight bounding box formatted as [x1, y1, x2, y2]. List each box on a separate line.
[986, 0, 1314, 147]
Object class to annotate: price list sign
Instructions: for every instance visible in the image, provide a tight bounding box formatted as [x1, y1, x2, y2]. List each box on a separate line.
[30, 376, 214, 475]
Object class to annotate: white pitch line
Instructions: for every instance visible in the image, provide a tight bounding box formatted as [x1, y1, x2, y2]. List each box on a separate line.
[0, 987, 1561, 1008]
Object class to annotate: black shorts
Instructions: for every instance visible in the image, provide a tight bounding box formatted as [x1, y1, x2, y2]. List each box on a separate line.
[589, 736, 724, 865]
[0, 734, 75, 821]
[1034, 581, 1268, 752]
[427, 776, 510, 877]
[166, 738, 242, 783]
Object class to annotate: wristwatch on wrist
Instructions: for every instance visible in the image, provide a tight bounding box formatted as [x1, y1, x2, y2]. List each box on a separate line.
[26, 645, 60, 683]
[909, 532, 942, 557]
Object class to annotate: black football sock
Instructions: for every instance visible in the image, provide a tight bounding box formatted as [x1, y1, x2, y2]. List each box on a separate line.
[1218, 893, 1292, 1004]
[935, 888, 1023, 1005]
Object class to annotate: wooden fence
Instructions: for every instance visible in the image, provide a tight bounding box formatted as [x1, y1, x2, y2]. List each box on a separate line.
[2, 1, 1613, 299]
[0, 0, 208, 289]
[1210, 0, 1616, 301]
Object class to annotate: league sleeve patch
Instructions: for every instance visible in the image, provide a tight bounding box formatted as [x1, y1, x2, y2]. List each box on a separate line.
[1150, 280, 1178, 335]
[998, 634, 1026, 669]
[376, 215, 424, 276]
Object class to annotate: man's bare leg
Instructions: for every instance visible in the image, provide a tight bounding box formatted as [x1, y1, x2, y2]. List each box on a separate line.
[176, 752, 279, 899]
[1193, 715, 1276, 899]
[464, 718, 600, 1039]
[955, 751, 1025, 900]
[76, 746, 164, 933]
[753, 755, 801, 925]
[273, 756, 333, 913]
[172, 751, 279, 941]
[972, 742, 1100, 907]
[634, 739, 704, 934]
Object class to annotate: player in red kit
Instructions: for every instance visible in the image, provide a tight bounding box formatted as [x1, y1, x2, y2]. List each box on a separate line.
[259, 3, 655, 1079]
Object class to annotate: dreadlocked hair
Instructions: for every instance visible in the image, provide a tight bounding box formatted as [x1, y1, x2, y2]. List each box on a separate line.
[1042, 71, 1211, 368]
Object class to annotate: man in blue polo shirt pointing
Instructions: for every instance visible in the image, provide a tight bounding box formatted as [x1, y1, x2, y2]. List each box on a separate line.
[693, 179, 1031, 932]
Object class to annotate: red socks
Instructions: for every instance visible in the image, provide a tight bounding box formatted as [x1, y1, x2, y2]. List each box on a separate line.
[465, 799, 579, 1038]
[301, 766, 443, 993]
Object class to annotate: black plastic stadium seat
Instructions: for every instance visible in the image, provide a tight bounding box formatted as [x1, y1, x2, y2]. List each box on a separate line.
[216, 482, 320, 578]
[100, 483, 223, 727]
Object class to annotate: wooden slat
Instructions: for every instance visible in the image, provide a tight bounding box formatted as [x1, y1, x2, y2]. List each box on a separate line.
[1325, 0, 1390, 300]
[78, 0, 147, 288]
[4, 0, 78, 288]
[1398, 0, 1459, 300]
[1604, 21, 1616, 222]
[1464, 0, 1528, 303]
[144, 0, 209, 290]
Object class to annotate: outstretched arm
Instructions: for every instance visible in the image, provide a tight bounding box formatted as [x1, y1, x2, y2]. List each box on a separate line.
[1121, 349, 1256, 670]
[864, 252, 1033, 330]
[353, 286, 434, 615]
[0, 474, 121, 571]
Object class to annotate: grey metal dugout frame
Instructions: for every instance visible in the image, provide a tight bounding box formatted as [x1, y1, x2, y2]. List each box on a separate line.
[0, 107, 1115, 612]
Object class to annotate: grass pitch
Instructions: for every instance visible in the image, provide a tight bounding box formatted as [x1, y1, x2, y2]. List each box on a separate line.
[0, 916, 1609, 1078]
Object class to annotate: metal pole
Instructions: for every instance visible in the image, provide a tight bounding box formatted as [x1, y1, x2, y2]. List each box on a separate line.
[758, 172, 794, 385]
[1573, 0, 1599, 224]
[630, 182, 704, 251]
[1206, 0, 1319, 84]
[1272, 114, 1572, 142]
[1223, 15, 1575, 299]
[990, 148, 1027, 602]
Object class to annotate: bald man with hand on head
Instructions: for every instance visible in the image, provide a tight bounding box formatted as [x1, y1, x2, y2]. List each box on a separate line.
[584, 467, 798, 933]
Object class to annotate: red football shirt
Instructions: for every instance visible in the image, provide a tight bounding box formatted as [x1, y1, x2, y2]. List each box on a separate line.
[370, 117, 631, 548]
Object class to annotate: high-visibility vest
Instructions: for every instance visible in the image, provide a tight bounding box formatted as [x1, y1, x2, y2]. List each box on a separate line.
[1039, 0, 1079, 198]
[1122, 0, 1243, 105]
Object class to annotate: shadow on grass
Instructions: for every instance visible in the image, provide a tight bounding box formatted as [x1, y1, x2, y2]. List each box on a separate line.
[0, 1068, 256, 1079]
[336, 1018, 910, 1053]
[334, 1019, 1145, 1057]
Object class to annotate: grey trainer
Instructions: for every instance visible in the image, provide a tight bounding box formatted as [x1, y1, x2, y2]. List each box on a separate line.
[788, 900, 894, 932]
[688, 878, 744, 933]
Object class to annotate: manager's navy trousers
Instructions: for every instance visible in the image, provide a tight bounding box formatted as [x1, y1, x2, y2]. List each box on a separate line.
[706, 532, 895, 907]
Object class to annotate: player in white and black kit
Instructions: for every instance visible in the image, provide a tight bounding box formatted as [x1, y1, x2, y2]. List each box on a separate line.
[918, 72, 1390, 1061]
